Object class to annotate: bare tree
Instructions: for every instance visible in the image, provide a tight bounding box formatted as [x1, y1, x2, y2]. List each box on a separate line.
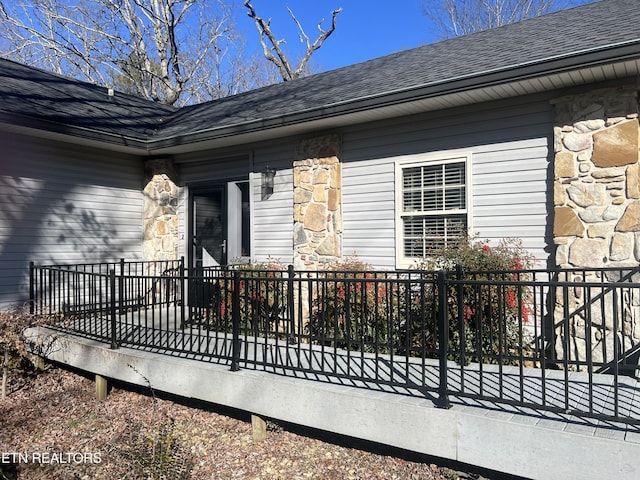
[423, 0, 591, 38]
[244, 0, 341, 81]
[0, 0, 270, 105]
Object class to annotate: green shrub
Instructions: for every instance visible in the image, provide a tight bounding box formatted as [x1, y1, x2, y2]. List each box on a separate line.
[200, 240, 534, 366]
[411, 237, 535, 364]
[305, 239, 535, 365]
[202, 259, 287, 335]
[307, 256, 402, 353]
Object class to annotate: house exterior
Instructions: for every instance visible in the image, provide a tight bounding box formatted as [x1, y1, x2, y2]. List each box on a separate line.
[1, 0, 640, 314]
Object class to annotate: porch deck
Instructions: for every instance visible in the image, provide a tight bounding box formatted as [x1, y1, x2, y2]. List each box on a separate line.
[56, 311, 640, 427]
[27, 261, 640, 478]
[25, 319, 640, 480]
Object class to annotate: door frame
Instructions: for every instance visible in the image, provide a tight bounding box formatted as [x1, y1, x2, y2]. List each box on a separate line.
[186, 178, 253, 271]
[188, 185, 227, 271]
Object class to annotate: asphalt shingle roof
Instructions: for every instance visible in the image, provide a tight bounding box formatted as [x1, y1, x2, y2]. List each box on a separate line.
[0, 0, 638, 147]
[0, 58, 175, 139]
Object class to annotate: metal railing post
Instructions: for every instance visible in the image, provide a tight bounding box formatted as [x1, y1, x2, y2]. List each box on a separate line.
[287, 264, 295, 339]
[231, 269, 241, 371]
[29, 262, 35, 314]
[180, 256, 185, 329]
[109, 269, 118, 349]
[456, 264, 465, 368]
[119, 258, 125, 313]
[47, 268, 53, 314]
[437, 270, 450, 409]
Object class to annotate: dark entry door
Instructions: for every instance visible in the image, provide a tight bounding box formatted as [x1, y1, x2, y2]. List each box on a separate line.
[192, 188, 226, 268]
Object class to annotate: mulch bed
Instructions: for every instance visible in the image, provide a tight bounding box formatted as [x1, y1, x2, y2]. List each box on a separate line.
[0, 366, 467, 479]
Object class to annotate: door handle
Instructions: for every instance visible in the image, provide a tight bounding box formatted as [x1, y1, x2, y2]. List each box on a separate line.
[220, 240, 226, 254]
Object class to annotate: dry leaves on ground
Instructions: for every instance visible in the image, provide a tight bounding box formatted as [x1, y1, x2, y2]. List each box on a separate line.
[0, 367, 466, 480]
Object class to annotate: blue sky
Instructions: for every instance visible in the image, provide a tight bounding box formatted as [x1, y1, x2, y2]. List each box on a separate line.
[233, 0, 593, 74]
[234, 0, 434, 72]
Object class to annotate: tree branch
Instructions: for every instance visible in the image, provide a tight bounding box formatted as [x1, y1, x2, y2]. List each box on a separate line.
[244, 0, 294, 80]
[244, 0, 341, 81]
[0, 0, 285, 104]
[292, 7, 341, 79]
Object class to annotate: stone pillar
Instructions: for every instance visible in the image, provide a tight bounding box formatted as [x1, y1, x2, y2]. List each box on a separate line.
[551, 86, 640, 366]
[292, 134, 342, 332]
[293, 134, 342, 270]
[143, 158, 180, 262]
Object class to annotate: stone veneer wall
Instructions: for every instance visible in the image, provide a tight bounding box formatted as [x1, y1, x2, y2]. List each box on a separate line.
[143, 159, 179, 262]
[293, 134, 342, 270]
[552, 85, 640, 365]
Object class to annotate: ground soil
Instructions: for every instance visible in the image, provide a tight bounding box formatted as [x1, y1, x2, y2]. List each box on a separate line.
[0, 366, 472, 480]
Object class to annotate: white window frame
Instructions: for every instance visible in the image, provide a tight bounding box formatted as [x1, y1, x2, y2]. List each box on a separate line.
[395, 152, 473, 268]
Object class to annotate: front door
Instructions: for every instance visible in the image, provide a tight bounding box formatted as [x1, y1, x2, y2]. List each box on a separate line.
[192, 188, 226, 268]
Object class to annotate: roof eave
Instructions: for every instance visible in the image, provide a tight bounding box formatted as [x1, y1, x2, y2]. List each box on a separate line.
[147, 40, 640, 154]
[2, 40, 638, 156]
[0, 111, 150, 153]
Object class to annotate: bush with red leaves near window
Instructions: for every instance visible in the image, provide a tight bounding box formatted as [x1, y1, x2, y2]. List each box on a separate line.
[411, 237, 536, 365]
[307, 255, 400, 353]
[211, 259, 287, 335]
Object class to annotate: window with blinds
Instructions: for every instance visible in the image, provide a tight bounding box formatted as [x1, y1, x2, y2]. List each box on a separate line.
[397, 156, 469, 262]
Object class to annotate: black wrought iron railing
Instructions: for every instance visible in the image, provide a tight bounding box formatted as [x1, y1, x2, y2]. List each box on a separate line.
[29, 259, 640, 424]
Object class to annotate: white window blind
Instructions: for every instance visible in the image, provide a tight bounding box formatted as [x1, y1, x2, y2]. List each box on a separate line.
[397, 156, 470, 262]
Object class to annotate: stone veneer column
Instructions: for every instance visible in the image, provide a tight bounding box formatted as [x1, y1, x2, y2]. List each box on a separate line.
[292, 134, 342, 333]
[552, 86, 640, 364]
[293, 134, 342, 270]
[143, 158, 179, 262]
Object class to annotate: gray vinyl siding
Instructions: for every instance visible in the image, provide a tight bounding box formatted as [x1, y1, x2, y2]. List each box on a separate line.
[471, 140, 550, 260]
[175, 94, 554, 271]
[0, 132, 143, 310]
[341, 161, 396, 267]
[176, 141, 294, 264]
[247, 141, 295, 263]
[177, 186, 189, 262]
[251, 169, 294, 263]
[176, 155, 252, 185]
[340, 94, 553, 269]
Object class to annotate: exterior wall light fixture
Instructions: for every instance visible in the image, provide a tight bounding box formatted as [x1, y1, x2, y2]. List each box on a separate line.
[262, 166, 276, 200]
